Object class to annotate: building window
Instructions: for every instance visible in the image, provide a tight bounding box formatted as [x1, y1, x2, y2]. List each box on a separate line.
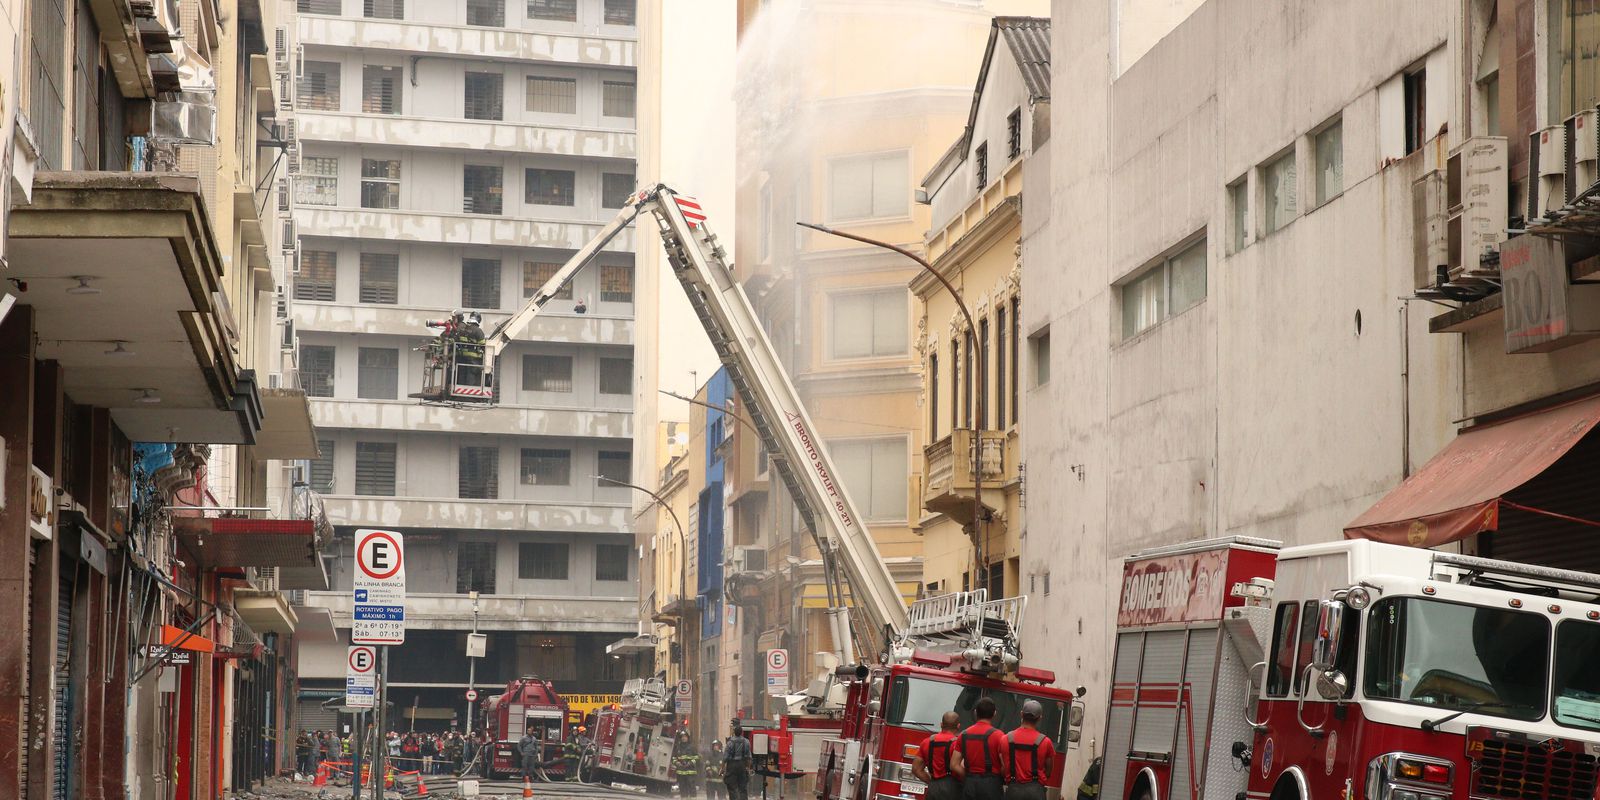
[602, 81, 636, 118]
[1007, 108, 1022, 159]
[526, 76, 576, 114]
[827, 437, 908, 522]
[1120, 238, 1207, 340]
[518, 542, 569, 580]
[828, 288, 907, 359]
[295, 250, 337, 301]
[603, 0, 634, 25]
[298, 61, 341, 111]
[599, 357, 632, 394]
[525, 168, 575, 206]
[298, 156, 339, 205]
[525, 262, 573, 300]
[301, 345, 336, 397]
[458, 445, 499, 499]
[829, 151, 909, 221]
[363, 0, 402, 19]
[599, 264, 633, 303]
[522, 354, 573, 392]
[361, 65, 402, 114]
[456, 541, 496, 594]
[360, 158, 401, 209]
[357, 347, 399, 399]
[975, 142, 988, 190]
[463, 164, 504, 215]
[595, 543, 630, 581]
[598, 451, 631, 485]
[354, 442, 397, 495]
[461, 258, 502, 309]
[519, 448, 571, 485]
[949, 337, 961, 427]
[464, 72, 504, 120]
[1404, 68, 1426, 155]
[527, 0, 576, 22]
[1549, 1, 1600, 121]
[963, 330, 974, 427]
[927, 352, 939, 439]
[1263, 150, 1296, 234]
[977, 317, 990, 428]
[297, 0, 341, 13]
[602, 172, 634, 208]
[466, 0, 503, 26]
[994, 305, 1007, 430]
[1010, 296, 1020, 411]
[1227, 177, 1247, 254]
[1029, 327, 1050, 387]
[359, 253, 399, 304]
[309, 439, 336, 492]
[1314, 120, 1343, 206]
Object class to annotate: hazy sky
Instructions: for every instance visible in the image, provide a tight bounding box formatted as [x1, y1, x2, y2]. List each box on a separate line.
[655, 0, 735, 421]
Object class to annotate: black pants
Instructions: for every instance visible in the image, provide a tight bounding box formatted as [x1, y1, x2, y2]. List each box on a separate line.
[724, 766, 750, 800]
[964, 773, 1005, 800]
[929, 776, 962, 800]
[679, 775, 700, 796]
[1005, 782, 1047, 800]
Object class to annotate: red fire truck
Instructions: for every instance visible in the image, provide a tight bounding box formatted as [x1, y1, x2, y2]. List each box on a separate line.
[580, 677, 680, 789]
[481, 676, 574, 780]
[1102, 536, 1600, 800]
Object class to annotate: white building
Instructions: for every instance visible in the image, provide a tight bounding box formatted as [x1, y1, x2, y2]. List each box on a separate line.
[284, 0, 641, 730]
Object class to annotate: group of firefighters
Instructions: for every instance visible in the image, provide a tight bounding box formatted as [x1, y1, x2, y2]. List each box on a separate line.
[515, 724, 591, 780]
[913, 698, 1058, 800]
[670, 721, 753, 800]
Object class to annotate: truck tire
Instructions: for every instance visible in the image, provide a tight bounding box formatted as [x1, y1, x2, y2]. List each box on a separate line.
[1270, 774, 1304, 800]
[1129, 775, 1154, 800]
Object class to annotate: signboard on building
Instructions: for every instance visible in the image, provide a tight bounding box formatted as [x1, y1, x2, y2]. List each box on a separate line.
[352, 529, 406, 645]
[566, 694, 623, 716]
[1503, 234, 1600, 353]
[142, 645, 191, 665]
[765, 649, 789, 696]
[346, 645, 377, 708]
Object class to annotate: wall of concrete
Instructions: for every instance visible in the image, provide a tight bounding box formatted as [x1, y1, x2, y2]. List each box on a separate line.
[298, 0, 638, 44]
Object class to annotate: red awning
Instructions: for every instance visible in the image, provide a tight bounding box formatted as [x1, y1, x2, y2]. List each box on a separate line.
[172, 517, 317, 570]
[1345, 394, 1600, 546]
[160, 623, 215, 653]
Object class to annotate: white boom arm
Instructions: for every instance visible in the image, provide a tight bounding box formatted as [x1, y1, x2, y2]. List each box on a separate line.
[484, 185, 909, 645]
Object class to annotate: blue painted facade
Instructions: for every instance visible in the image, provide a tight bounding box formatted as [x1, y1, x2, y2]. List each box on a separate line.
[697, 368, 732, 639]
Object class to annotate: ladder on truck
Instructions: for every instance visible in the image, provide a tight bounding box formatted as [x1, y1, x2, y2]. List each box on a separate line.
[428, 184, 909, 654]
[898, 590, 1026, 674]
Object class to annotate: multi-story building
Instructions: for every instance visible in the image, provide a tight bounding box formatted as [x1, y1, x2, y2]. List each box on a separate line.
[914, 16, 1048, 597]
[286, 0, 641, 731]
[1024, 0, 1600, 786]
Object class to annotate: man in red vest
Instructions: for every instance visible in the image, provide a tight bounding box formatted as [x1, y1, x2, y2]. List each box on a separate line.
[912, 712, 964, 800]
[1004, 700, 1056, 800]
[952, 697, 1009, 800]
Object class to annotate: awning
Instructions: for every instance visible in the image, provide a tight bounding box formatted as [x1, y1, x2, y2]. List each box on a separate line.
[1345, 394, 1600, 546]
[606, 634, 656, 656]
[159, 623, 216, 653]
[234, 589, 298, 635]
[173, 517, 318, 570]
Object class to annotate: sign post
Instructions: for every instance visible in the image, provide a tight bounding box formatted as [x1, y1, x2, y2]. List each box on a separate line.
[353, 529, 405, 800]
[764, 649, 789, 696]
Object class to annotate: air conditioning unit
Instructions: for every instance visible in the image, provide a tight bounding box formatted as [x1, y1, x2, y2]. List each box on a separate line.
[1411, 170, 1448, 290]
[278, 72, 293, 112]
[277, 177, 291, 212]
[274, 287, 288, 319]
[1445, 137, 1508, 280]
[267, 372, 282, 389]
[730, 545, 767, 574]
[1532, 125, 1566, 218]
[281, 218, 297, 255]
[280, 319, 297, 352]
[274, 26, 289, 70]
[1566, 107, 1599, 201]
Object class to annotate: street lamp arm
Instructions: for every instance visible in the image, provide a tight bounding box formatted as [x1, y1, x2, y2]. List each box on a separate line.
[596, 475, 693, 623]
[657, 389, 762, 437]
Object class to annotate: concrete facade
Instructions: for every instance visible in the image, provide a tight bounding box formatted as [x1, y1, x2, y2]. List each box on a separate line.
[287, 0, 639, 729]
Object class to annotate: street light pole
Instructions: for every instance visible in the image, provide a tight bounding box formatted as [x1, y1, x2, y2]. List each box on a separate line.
[595, 474, 691, 632]
[797, 221, 989, 591]
[465, 591, 479, 734]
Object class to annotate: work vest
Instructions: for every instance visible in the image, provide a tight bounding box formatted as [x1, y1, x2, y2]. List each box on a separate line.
[922, 732, 959, 780]
[1005, 728, 1053, 784]
[958, 723, 1005, 776]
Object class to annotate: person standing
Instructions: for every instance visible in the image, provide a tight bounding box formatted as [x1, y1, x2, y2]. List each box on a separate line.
[951, 698, 1009, 800]
[703, 740, 725, 800]
[296, 730, 313, 775]
[1003, 701, 1056, 800]
[519, 729, 542, 778]
[673, 735, 702, 797]
[721, 721, 753, 800]
[912, 712, 964, 800]
[317, 731, 331, 767]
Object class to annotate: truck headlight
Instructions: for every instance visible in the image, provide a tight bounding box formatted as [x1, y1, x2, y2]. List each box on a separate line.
[1368, 753, 1452, 800]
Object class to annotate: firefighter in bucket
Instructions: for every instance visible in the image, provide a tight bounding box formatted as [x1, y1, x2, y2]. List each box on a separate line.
[422, 310, 488, 399]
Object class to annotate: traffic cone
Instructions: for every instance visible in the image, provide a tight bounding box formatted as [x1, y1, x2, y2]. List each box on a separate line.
[415, 772, 430, 796]
[312, 762, 328, 787]
[523, 775, 534, 798]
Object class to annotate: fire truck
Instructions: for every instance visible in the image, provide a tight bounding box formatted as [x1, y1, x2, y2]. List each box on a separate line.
[1102, 536, 1600, 800]
[415, 184, 1088, 792]
[481, 676, 574, 780]
[580, 677, 681, 789]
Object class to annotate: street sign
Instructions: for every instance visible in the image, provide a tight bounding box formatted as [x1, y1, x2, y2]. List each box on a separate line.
[765, 649, 789, 696]
[673, 678, 693, 716]
[346, 645, 377, 708]
[675, 678, 693, 698]
[352, 529, 406, 645]
[142, 645, 191, 665]
[465, 689, 479, 702]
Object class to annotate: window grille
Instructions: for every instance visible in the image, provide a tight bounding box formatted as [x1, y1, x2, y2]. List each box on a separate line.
[526, 76, 576, 114]
[520, 448, 571, 485]
[522, 354, 573, 392]
[362, 65, 403, 114]
[297, 0, 341, 15]
[1007, 108, 1022, 159]
[518, 542, 569, 580]
[975, 142, 988, 190]
[297, 157, 338, 205]
[360, 159, 400, 209]
[525, 262, 574, 300]
[461, 258, 502, 308]
[456, 542, 496, 594]
[309, 439, 336, 492]
[357, 347, 399, 399]
[599, 357, 631, 394]
[466, 0, 504, 26]
[363, 0, 402, 19]
[528, 0, 576, 21]
[359, 253, 399, 304]
[595, 543, 630, 581]
[602, 172, 634, 208]
[463, 165, 503, 214]
[296, 251, 337, 301]
[298, 62, 341, 111]
[603, 0, 634, 25]
[458, 446, 499, 499]
[597, 451, 631, 485]
[464, 72, 504, 121]
[602, 81, 635, 118]
[300, 346, 336, 397]
[599, 264, 633, 303]
[525, 168, 575, 206]
[354, 442, 397, 495]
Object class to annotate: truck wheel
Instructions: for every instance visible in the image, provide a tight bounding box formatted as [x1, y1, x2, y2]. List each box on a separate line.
[1270, 775, 1304, 800]
[1130, 776, 1154, 800]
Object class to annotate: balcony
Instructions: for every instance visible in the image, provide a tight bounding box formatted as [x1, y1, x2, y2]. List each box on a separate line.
[922, 429, 1007, 518]
[295, 111, 636, 159]
[293, 301, 633, 345]
[319, 494, 629, 533]
[308, 397, 631, 438]
[294, 206, 637, 251]
[303, 590, 637, 632]
[298, 14, 635, 67]
[90, 0, 185, 98]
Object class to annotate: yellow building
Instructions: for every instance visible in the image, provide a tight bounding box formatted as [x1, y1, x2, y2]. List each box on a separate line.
[914, 17, 1049, 598]
[722, 0, 1046, 719]
[647, 418, 697, 685]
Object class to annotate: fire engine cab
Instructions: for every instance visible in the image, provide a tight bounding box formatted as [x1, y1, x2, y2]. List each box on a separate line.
[1102, 536, 1600, 800]
[582, 677, 680, 789]
[481, 676, 574, 780]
